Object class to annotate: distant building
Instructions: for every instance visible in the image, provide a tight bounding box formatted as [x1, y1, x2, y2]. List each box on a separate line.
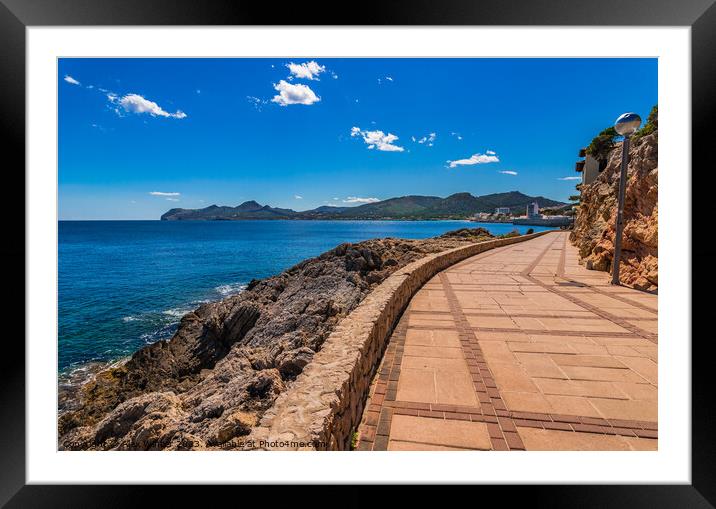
[575, 148, 604, 186]
[495, 207, 510, 215]
[526, 202, 539, 218]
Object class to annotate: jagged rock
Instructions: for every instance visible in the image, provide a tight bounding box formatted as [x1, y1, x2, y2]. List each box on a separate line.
[58, 228, 496, 450]
[276, 347, 315, 379]
[571, 131, 658, 292]
[207, 411, 257, 446]
[247, 369, 284, 398]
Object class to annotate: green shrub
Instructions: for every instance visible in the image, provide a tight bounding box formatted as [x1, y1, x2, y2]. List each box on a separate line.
[633, 105, 657, 141]
[585, 126, 618, 161]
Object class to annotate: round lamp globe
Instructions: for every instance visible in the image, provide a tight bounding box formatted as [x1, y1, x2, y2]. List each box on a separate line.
[614, 112, 642, 136]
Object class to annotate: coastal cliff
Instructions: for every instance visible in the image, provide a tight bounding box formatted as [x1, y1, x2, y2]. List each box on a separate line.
[58, 228, 497, 450]
[570, 125, 658, 291]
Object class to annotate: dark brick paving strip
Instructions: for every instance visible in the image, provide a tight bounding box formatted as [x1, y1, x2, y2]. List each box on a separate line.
[439, 272, 523, 451]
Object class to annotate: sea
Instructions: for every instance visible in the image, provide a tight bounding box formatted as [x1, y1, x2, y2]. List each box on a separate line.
[58, 220, 551, 380]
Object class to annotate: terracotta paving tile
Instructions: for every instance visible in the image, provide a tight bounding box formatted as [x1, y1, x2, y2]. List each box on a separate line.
[513, 353, 568, 379]
[501, 391, 553, 413]
[508, 342, 578, 354]
[387, 440, 472, 451]
[466, 315, 518, 329]
[614, 356, 658, 384]
[549, 354, 626, 369]
[389, 415, 492, 450]
[403, 344, 464, 359]
[571, 343, 610, 355]
[395, 368, 436, 404]
[517, 427, 633, 451]
[589, 397, 658, 422]
[435, 371, 480, 406]
[560, 365, 647, 383]
[533, 378, 628, 400]
[402, 356, 468, 372]
[543, 394, 602, 418]
[612, 382, 658, 401]
[404, 329, 461, 348]
[488, 362, 540, 392]
[409, 316, 456, 327]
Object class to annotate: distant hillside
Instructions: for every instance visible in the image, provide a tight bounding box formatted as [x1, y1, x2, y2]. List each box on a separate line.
[160, 191, 565, 221]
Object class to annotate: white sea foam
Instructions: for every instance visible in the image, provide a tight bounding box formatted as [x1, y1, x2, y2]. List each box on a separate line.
[122, 315, 140, 322]
[162, 307, 193, 319]
[215, 282, 247, 297]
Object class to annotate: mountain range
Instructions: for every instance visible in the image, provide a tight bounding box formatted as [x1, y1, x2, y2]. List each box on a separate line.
[160, 191, 565, 221]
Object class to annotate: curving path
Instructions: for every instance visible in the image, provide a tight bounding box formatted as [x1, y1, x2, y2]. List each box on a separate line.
[355, 231, 658, 451]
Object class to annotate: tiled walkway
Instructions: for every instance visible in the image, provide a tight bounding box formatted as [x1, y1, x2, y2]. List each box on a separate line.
[355, 231, 658, 451]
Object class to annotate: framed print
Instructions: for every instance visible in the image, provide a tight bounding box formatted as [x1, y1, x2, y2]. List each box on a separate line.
[2, 0, 713, 504]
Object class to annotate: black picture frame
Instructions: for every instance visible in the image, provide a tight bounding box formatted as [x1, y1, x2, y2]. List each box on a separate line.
[2, 0, 712, 505]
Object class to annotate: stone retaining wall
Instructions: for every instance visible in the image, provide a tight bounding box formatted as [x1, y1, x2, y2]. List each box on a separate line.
[246, 231, 553, 450]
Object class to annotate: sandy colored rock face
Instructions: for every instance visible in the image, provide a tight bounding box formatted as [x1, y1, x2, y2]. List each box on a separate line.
[570, 131, 658, 291]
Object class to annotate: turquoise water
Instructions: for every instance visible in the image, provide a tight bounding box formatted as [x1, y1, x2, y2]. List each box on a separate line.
[58, 220, 550, 374]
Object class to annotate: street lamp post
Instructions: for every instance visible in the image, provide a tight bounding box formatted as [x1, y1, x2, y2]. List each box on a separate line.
[611, 112, 642, 285]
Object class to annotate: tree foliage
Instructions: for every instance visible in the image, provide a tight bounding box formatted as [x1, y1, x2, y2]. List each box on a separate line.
[633, 105, 658, 141]
[585, 126, 618, 161]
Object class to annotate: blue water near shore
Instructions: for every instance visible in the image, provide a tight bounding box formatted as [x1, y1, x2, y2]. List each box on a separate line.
[58, 220, 550, 375]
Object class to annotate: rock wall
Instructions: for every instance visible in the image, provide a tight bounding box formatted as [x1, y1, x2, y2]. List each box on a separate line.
[247, 231, 552, 450]
[570, 132, 658, 291]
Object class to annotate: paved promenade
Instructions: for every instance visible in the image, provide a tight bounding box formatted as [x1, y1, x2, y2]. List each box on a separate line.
[356, 231, 657, 451]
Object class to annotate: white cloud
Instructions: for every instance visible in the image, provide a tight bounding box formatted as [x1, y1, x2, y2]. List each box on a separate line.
[351, 126, 405, 152]
[294, 195, 303, 199]
[447, 152, 500, 168]
[64, 75, 80, 85]
[166, 198, 180, 202]
[286, 61, 326, 80]
[149, 191, 181, 197]
[385, 76, 393, 81]
[558, 176, 581, 181]
[110, 93, 187, 119]
[271, 80, 320, 106]
[499, 170, 518, 176]
[332, 197, 339, 200]
[451, 132, 463, 140]
[417, 132, 437, 147]
[343, 196, 380, 204]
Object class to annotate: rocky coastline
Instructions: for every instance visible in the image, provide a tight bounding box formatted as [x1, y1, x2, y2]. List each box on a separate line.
[570, 128, 658, 291]
[58, 227, 499, 450]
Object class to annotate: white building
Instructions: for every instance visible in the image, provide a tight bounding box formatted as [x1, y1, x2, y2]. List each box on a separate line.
[526, 202, 539, 218]
[575, 148, 604, 186]
[495, 207, 510, 215]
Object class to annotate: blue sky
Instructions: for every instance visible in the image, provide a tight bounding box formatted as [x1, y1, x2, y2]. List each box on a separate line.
[58, 58, 657, 220]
